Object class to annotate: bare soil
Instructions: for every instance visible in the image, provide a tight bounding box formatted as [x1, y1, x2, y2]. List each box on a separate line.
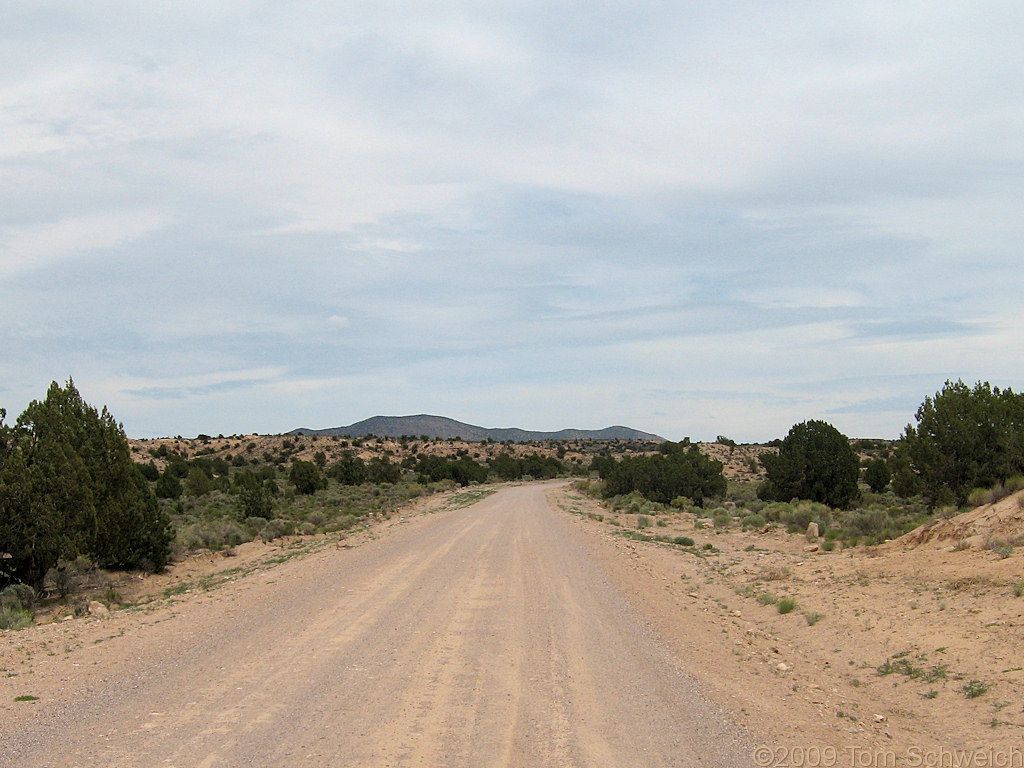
[554, 485, 1024, 763]
[3, 482, 1021, 767]
[0, 484, 752, 768]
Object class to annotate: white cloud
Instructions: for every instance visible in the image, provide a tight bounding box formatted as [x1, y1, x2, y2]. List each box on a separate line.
[326, 315, 350, 329]
[0, 209, 170, 275]
[1, 2, 1022, 440]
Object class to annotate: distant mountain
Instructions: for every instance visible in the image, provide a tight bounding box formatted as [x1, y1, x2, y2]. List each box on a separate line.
[289, 415, 665, 443]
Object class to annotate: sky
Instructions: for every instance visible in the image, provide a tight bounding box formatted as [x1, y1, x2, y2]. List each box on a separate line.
[2, 2, 1023, 442]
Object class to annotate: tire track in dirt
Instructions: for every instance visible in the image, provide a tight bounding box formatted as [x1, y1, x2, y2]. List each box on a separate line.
[2, 483, 754, 768]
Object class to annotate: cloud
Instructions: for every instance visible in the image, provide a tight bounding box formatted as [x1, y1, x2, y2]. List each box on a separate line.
[0, 209, 170, 276]
[121, 368, 286, 401]
[326, 315, 351, 329]
[1, 3, 1022, 441]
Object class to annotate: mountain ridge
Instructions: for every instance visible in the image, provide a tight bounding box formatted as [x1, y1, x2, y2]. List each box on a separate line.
[289, 414, 665, 443]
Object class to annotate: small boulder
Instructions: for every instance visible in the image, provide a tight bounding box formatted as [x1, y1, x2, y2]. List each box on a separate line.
[87, 600, 109, 618]
[806, 522, 819, 540]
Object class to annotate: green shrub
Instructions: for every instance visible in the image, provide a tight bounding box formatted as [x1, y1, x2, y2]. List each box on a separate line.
[1005, 475, 1024, 494]
[743, 498, 765, 514]
[762, 502, 792, 522]
[712, 513, 731, 529]
[845, 506, 892, 535]
[43, 557, 93, 599]
[0, 606, 33, 631]
[741, 513, 766, 530]
[243, 516, 269, 534]
[637, 515, 650, 529]
[259, 519, 289, 542]
[0, 584, 36, 611]
[757, 591, 777, 606]
[289, 460, 327, 495]
[760, 420, 861, 508]
[176, 520, 248, 553]
[898, 381, 1024, 504]
[777, 597, 797, 614]
[988, 541, 1013, 559]
[877, 657, 947, 682]
[673, 536, 695, 547]
[960, 680, 990, 699]
[598, 444, 727, 505]
[782, 501, 832, 531]
[864, 458, 891, 493]
[968, 487, 992, 507]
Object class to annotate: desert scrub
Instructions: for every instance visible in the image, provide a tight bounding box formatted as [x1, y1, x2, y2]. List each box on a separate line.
[0, 606, 33, 631]
[986, 538, 1014, 558]
[876, 656, 947, 683]
[960, 680, 990, 698]
[712, 511, 732, 529]
[1006, 475, 1024, 494]
[757, 591, 778, 606]
[831, 497, 929, 546]
[968, 479, 1019, 507]
[776, 597, 797, 614]
[804, 611, 824, 625]
[175, 519, 248, 554]
[637, 515, 650, 529]
[673, 536, 695, 547]
[0, 583, 36, 611]
[741, 513, 766, 530]
[259, 519, 291, 542]
[758, 566, 791, 581]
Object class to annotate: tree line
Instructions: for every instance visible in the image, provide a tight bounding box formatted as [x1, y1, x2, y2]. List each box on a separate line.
[592, 379, 1024, 512]
[591, 440, 726, 504]
[5, 377, 1022, 588]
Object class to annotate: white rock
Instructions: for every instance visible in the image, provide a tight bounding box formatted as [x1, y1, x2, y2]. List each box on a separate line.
[88, 600, 109, 618]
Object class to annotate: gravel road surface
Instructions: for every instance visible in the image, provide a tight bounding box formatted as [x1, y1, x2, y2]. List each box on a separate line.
[2, 483, 754, 767]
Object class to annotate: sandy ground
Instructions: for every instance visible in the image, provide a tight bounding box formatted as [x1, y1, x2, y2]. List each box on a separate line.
[1, 483, 753, 768]
[552, 486, 1024, 766]
[4, 482, 1022, 768]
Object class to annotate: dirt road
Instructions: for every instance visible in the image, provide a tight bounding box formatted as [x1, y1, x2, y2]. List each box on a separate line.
[2, 483, 753, 767]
